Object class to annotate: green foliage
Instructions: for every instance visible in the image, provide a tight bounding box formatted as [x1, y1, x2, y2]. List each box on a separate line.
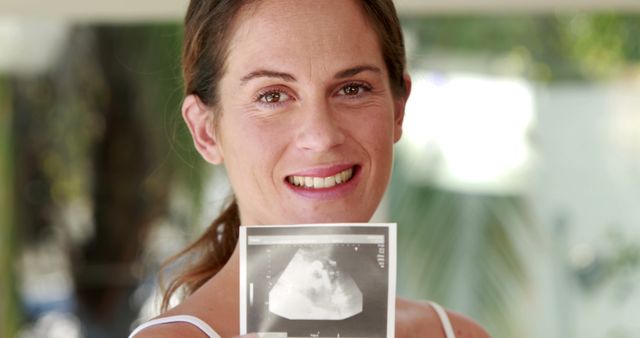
[403, 13, 640, 82]
[390, 159, 533, 338]
[0, 77, 20, 338]
[135, 23, 209, 223]
[561, 14, 640, 79]
[574, 230, 640, 292]
[393, 13, 640, 338]
[25, 24, 208, 238]
[6, 25, 213, 334]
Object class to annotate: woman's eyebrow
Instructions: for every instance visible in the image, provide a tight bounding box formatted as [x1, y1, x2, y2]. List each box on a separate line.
[335, 65, 382, 79]
[240, 70, 296, 85]
[239, 65, 381, 85]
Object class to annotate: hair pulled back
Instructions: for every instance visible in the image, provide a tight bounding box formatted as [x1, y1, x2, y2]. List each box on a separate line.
[161, 0, 407, 312]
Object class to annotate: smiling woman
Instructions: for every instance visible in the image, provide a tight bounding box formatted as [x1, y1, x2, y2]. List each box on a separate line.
[128, 1, 489, 337]
[203, 0, 403, 229]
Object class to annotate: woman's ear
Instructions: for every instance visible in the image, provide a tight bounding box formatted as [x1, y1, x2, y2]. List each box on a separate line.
[182, 94, 224, 164]
[393, 73, 412, 143]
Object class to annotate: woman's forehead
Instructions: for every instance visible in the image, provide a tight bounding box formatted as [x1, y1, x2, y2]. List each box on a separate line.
[227, 0, 384, 77]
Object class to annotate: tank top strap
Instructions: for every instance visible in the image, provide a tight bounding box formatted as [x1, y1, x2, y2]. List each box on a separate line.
[128, 314, 221, 338]
[428, 301, 457, 338]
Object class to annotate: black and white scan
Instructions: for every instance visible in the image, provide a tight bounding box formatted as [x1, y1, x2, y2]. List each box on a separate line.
[269, 246, 363, 320]
[240, 224, 396, 338]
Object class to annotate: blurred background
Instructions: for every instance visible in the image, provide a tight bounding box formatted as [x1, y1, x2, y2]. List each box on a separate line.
[1, 0, 639, 337]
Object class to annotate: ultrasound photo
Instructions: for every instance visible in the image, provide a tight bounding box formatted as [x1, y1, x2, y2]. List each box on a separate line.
[269, 247, 363, 320]
[239, 223, 396, 338]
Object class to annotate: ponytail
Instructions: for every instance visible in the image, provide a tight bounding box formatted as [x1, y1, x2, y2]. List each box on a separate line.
[162, 0, 248, 311]
[159, 198, 240, 312]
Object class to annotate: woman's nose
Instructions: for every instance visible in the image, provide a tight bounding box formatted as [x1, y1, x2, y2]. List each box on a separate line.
[294, 102, 345, 152]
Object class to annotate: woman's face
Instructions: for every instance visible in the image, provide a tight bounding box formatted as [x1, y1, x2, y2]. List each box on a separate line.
[211, 0, 407, 225]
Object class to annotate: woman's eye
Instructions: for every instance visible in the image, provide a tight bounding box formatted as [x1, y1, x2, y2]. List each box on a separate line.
[338, 83, 371, 97]
[259, 91, 289, 104]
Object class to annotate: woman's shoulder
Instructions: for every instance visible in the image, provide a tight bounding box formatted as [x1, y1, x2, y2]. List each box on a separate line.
[132, 320, 210, 338]
[396, 297, 491, 338]
[130, 310, 219, 338]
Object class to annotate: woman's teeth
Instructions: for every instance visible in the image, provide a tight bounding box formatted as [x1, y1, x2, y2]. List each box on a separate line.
[288, 167, 354, 189]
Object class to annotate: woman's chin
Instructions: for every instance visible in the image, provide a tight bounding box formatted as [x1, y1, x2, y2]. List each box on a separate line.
[240, 205, 376, 225]
[277, 212, 374, 225]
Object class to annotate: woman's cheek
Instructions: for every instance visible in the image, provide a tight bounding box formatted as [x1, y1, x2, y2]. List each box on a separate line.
[349, 106, 395, 139]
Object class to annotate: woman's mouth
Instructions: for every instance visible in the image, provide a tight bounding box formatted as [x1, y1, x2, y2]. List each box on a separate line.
[286, 166, 356, 189]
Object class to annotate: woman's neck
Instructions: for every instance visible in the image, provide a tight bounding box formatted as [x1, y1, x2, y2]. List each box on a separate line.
[179, 242, 241, 336]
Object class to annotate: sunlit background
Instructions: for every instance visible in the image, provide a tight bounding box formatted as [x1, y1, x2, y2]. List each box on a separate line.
[1, 1, 640, 338]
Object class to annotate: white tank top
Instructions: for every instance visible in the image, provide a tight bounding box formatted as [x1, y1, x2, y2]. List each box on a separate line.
[128, 314, 221, 338]
[128, 301, 456, 338]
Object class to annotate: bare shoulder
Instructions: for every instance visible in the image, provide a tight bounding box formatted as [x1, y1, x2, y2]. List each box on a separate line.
[132, 321, 209, 338]
[396, 297, 491, 338]
[446, 309, 491, 338]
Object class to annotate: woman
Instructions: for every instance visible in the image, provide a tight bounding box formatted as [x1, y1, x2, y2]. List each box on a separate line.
[131, 0, 490, 337]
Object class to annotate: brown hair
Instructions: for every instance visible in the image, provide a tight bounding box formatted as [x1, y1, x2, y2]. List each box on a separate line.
[160, 0, 407, 312]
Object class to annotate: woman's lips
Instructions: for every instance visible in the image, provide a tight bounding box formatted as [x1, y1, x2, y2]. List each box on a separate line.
[285, 165, 360, 197]
[287, 166, 354, 189]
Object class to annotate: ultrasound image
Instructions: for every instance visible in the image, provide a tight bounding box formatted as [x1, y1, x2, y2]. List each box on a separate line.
[269, 247, 363, 320]
[242, 225, 393, 338]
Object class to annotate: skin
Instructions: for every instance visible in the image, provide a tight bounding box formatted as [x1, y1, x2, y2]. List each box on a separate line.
[137, 0, 490, 337]
[187, 0, 404, 226]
